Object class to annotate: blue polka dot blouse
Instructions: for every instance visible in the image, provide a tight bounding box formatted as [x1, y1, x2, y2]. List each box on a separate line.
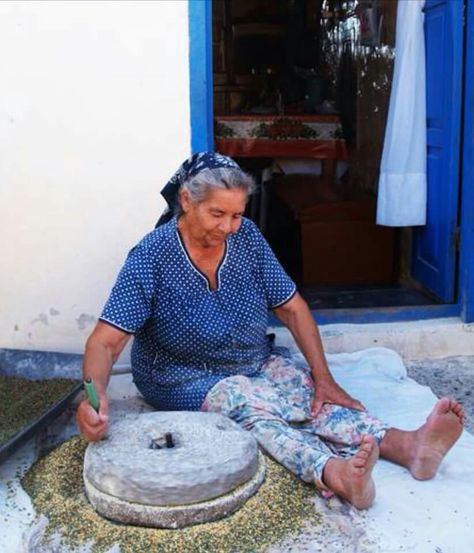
[100, 216, 296, 410]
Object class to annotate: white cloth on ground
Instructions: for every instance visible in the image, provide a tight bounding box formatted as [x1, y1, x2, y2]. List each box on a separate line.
[293, 347, 474, 552]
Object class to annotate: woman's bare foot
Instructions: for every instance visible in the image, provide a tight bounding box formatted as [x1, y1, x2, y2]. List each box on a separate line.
[321, 435, 379, 509]
[410, 397, 464, 480]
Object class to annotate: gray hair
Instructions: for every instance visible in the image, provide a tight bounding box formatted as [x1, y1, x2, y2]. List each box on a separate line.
[175, 167, 256, 216]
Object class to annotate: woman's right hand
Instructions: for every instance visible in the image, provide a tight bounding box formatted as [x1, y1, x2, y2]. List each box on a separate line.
[76, 393, 109, 442]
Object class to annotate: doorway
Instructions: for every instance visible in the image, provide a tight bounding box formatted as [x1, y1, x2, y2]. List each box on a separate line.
[210, 0, 462, 310]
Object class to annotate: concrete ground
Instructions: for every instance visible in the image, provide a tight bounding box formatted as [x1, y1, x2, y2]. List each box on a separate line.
[406, 355, 474, 434]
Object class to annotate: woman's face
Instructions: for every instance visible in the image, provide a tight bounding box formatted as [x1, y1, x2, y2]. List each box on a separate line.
[181, 187, 247, 248]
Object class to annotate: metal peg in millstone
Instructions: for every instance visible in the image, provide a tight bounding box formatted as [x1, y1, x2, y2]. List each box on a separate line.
[165, 432, 174, 448]
[149, 432, 175, 450]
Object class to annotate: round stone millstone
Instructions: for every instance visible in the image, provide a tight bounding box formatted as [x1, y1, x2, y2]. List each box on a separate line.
[83, 411, 266, 528]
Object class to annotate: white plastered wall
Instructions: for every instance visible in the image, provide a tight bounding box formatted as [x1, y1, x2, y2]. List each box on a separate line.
[0, 1, 190, 354]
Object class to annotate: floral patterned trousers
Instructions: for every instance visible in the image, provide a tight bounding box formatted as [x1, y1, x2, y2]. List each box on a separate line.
[202, 353, 389, 494]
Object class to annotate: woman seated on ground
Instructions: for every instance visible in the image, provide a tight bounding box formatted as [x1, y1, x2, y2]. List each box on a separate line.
[77, 152, 464, 509]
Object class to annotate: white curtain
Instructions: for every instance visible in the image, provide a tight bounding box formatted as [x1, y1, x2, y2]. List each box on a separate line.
[376, 0, 427, 227]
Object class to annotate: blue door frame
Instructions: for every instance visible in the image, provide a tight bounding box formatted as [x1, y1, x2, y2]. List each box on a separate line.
[458, 0, 474, 323]
[188, 0, 474, 324]
[188, 0, 214, 152]
[412, 0, 463, 303]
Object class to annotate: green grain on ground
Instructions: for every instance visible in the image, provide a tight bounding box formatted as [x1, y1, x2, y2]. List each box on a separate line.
[0, 376, 80, 446]
[22, 436, 321, 553]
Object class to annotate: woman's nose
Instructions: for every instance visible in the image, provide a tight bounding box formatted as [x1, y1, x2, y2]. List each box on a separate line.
[218, 218, 232, 232]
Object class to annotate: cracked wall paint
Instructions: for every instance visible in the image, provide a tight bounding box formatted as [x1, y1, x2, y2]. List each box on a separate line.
[76, 314, 96, 331]
[31, 314, 48, 326]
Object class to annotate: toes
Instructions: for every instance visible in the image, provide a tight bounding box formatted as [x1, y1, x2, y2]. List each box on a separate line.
[360, 436, 376, 456]
[355, 449, 370, 461]
[446, 401, 465, 426]
[360, 448, 371, 458]
[353, 458, 367, 470]
[360, 435, 375, 447]
[353, 436, 378, 470]
[436, 397, 451, 414]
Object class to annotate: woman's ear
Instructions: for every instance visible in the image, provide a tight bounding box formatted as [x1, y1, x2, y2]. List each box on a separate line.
[179, 189, 191, 213]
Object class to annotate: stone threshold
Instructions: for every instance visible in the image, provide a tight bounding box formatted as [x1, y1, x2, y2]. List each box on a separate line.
[271, 317, 474, 360]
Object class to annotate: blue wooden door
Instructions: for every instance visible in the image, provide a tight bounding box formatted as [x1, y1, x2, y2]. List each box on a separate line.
[411, 0, 464, 302]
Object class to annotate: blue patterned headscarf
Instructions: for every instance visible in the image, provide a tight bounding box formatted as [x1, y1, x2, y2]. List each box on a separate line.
[156, 152, 240, 228]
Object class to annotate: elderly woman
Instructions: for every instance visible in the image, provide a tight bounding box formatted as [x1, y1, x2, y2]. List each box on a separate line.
[77, 152, 464, 509]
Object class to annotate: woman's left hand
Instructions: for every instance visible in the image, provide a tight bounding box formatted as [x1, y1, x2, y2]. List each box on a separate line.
[272, 293, 366, 417]
[311, 377, 366, 417]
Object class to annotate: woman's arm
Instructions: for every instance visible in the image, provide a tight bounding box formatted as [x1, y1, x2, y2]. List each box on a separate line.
[76, 321, 131, 441]
[272, 292, 365, 415]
